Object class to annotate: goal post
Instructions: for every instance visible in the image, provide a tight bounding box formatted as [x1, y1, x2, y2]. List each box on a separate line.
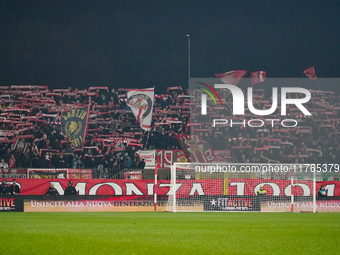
[165, 163, 317, 212]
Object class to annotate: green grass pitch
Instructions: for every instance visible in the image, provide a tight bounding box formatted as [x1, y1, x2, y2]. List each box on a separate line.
[0, 212, 339, 255]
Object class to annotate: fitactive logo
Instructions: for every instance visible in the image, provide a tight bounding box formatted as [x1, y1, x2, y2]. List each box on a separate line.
[196, 82, 312, 128]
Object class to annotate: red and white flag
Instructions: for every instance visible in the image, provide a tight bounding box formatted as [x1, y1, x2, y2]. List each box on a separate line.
[251, 71, 267, 85]
[215, 70, 247, 86]
[127, 88, 154, 131]
[113, 138, 125, 152]
[303, 66, 317, 80]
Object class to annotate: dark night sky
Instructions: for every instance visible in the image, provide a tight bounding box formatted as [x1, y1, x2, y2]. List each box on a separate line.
[0, 0, 339, 92]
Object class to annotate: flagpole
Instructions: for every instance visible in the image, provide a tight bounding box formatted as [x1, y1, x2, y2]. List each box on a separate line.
[187, 34, 191, 89]
[145, 130, 151, 149]
[315, 79, 321, 90]
[144, 85, 155, 149]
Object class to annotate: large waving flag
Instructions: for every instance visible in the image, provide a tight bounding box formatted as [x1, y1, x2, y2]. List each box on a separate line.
[215, 70, 247, 86]
[61, 105, 90, 149]
[251, 71, 267, 85]
[303, 66, 317, 80]
[127, 88, 154, 131]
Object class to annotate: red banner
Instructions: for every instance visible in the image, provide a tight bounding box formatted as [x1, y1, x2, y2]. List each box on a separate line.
[2, 179, 340, 196]
[251, 71, 267, 85]
[156, 149, 188, 168]
[174, 133, 232, 163]
[2, 179, 220, 196]
[215, 70, 247, 86]
[303, 66, 317, 80]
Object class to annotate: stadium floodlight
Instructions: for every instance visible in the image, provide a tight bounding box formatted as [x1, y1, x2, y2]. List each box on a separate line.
[187, 34, 190, 89]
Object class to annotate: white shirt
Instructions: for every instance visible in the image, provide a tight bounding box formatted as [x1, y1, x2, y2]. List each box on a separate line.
[0, 162, 9, 168]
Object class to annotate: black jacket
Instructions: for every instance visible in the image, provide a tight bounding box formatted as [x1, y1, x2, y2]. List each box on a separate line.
[137, 160, 146, 169]
[45, 187, 59, 196]
[0, 184, 10, 195]
[64, 186, 77, 195]
[9, 184, 20, 195]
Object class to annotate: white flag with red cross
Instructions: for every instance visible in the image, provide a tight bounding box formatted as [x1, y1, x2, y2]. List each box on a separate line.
[127, 88, 154, 131]
[251, 71, 267, 85]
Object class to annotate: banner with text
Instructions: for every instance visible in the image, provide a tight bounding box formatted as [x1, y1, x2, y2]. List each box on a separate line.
[136, 150, 156, 166]
[156, 149, 188, 168]
[1, 178, 340, 197]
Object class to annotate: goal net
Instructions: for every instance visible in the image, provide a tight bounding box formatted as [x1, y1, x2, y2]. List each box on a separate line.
[165, 163, 317, 212]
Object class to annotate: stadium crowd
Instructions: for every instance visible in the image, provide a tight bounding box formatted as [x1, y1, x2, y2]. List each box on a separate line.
[0, 84, 339, 178]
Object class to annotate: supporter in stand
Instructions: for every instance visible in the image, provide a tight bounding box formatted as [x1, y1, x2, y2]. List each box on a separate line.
[32, 148, 40, 168]
[112, 161, 121, 178]
[125, 155, 132, 169]
[0, 179, 10, 195]
[57, 154, 68, 168]
[137, 159, 146, 169]
[0, 158, 9, 169]
[45, 183, 59, 196]
[105, 157, 115, 177]
[318, 185, 327, 196]
[96, 152, 106, 178]
[64, 181, 77, 195]
[9, 179, 20, 195]
[3, 148, 11, 164]
[72, 154, 80, 169]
